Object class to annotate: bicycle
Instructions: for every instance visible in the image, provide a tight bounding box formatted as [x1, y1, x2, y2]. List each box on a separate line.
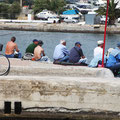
[0, 54, 10, 76]
[0, 44, 10, 76]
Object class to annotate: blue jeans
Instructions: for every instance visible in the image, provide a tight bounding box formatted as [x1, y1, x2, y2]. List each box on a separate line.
[5, 52, 22, 58]
[5, 54, 14, 58]
[58, 56, 69, 62]
[36, 56, 49, 62]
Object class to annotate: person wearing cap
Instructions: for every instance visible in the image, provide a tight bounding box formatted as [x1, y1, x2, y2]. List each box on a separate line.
[53, 40, 69, 62]
[25, 39, 39, 54]
[5, 36, 21, 58]
[69, 42, 87, 64]
[89, 40, 106, 67]
[94, 40, 104, 57]
[32, 40, 49, 61]
[106, 43, 120, 76]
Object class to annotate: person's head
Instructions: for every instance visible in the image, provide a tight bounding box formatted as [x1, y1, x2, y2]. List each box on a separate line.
[33, 39, 39, 45]
[60, 40, 66, 46]
[38, 40, 43, 46]
[11, 36, 16, 42]
[117, 42, 120, 49]
[75, 42, 81, 48]
[97, 40, 104, 48]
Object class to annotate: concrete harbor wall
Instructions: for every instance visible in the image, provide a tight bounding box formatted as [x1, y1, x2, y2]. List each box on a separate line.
[0, 76, 119, 112]
[1, 59, 120, 119]
[0, 22, 120, 34]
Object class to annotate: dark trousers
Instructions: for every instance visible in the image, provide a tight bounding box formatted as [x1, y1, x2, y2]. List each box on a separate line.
[107, 63, 120, 76]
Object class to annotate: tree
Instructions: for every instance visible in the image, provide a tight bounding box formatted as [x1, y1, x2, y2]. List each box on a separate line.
[33, 0, 66, 14]
[96, 0, 120, 25]
[9, 1, 21, 19]
[50, 0, 66, 14]
[33, 0, 51, 14]
[0, 3, 10, 18]
[5, 0, 20, 4]
[0, 2, 21, 19]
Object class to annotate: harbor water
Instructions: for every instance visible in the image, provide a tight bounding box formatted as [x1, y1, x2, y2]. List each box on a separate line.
[0, 30, 120, 63]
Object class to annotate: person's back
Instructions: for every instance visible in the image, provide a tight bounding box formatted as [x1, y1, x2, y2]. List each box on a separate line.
[26, 43, 37, 54]
[5, 36, 22, 58]
[106, 48, 120, 67]
[69, 42, 86, 64]
[5, 41, 16, 55]
[69, 46, 83, 63]
[34, 45, 44, 60]
[94, 40, 103, 57]
[53, 40, 69, 62]
[26, 39, 38, 54]
[53, 44, 66, 60]
[94, 46, 103, 57]
[5, 37, 19, 55]
[89, 40, 104, 67]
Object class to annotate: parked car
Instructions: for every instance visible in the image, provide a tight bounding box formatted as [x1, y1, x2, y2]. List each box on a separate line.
[63, 17, 79, 23]
[48, 17, 60, 23]
[118, 18, 120, 23]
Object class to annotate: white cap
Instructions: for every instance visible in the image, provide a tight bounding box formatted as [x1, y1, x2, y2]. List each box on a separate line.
[97, 40, 104, 45]
[60, 40, 66, 44]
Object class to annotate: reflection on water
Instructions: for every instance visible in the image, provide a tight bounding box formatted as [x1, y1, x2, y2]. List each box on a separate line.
[0, 30, 120, 63]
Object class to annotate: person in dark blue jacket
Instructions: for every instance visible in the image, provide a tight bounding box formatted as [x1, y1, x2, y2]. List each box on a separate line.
[69, 42, 87, 64]
[106, 43, 120, 76]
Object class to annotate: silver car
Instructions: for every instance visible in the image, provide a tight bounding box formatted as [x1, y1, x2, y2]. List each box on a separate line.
[63, 17, 79, 23]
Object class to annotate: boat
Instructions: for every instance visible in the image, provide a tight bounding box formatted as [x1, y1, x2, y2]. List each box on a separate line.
[74, 2, 92, 14]
[35, 9, 59, 20]
[60, 9, 82, 23]
[93, 0, 106, 6]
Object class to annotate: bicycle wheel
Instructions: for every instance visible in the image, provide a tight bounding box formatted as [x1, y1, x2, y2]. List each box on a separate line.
[0, 54, 10, 76]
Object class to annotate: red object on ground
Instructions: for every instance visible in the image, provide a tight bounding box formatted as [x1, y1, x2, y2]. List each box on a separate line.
[32, 58, 35, 61]
[102, 0, 109, 67]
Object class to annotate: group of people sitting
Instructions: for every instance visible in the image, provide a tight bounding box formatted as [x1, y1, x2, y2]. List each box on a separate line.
[53, 40, 87, 65]
[5, 37, 49, 61]
[4, 36, 120, 76]
[89, 40, 120, 76]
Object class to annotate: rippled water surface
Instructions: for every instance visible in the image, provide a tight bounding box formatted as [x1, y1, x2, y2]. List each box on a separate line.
[0, 30, 120, 63]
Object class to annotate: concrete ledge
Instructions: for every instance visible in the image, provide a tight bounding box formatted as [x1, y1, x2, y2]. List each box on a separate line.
[8, 59, 114, 78]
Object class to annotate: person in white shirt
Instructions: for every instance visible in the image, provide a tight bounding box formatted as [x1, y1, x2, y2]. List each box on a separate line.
[89, 40, 106, 67]
[94, 40, 104, 57]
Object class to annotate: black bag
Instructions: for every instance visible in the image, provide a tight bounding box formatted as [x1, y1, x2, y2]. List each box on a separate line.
[14, 54, 19, 58]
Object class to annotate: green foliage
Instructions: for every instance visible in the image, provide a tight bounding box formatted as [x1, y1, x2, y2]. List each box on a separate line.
[33, 0, 66, 14]
[5, 0, 20, 4]
[33, 0, 51, 14]
[96, 0, 120, 25]
[0, 3, 10, 18]
[0, 2, 21, 19]
[9, 1, 21, 19]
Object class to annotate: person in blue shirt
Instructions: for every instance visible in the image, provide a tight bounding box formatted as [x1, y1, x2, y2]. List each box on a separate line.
[53, 40, 69, 62]
[69, 42, 87, 64]
[106, 43, 120, 76]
